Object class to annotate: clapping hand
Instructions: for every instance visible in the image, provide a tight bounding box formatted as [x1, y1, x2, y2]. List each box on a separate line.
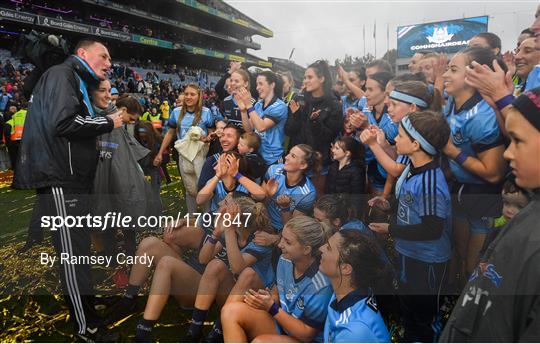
[244, 288, 274, 311]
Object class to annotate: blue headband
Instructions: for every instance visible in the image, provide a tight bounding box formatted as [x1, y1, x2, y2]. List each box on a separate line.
[137, 127, 147, 133]
[390, 90, 428, 109]
[401, 117, 437, 155]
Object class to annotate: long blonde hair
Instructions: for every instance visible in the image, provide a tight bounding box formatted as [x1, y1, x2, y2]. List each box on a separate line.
[178, 83, 204, 127]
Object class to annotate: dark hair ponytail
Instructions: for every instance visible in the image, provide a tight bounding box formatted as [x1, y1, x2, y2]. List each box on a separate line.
[338, 230, 393, 295]
[258, 71, 284, 100]
[307, 60, 333, 98]
[460, 46, 508, 73]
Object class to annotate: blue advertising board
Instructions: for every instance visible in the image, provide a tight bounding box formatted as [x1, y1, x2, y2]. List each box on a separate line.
[397, 16, 488, 58]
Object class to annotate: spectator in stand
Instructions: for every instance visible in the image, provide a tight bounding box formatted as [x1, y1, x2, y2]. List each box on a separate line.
[0, 87, 12, 114]
[110, 87, 119, 104]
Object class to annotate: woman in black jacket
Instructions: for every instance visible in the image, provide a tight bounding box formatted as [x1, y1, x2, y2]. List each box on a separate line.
[286, 60, 342, 196]
[325, 136, 365, 218]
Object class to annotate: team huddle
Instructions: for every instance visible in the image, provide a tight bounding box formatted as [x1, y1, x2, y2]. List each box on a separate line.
[10, 4, 540, 343]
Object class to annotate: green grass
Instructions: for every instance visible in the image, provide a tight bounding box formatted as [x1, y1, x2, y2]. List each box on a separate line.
[0, 163, 220, 342]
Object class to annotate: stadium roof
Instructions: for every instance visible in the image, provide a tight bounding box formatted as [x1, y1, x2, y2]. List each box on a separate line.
[81, 0, 262, 50]
[0, 6, 272, 67]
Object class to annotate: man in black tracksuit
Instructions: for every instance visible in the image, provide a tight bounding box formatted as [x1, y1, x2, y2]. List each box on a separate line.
[12, 39, 122, 342]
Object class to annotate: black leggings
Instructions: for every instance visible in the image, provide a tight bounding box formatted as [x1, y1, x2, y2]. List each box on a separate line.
[398, 254, 448, 342]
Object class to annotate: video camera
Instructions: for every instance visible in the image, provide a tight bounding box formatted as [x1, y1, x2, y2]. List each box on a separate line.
[14, 30, 70, 98]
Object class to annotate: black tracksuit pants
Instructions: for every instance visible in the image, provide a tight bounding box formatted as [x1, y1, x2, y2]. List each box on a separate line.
[37, 186, 100, 335]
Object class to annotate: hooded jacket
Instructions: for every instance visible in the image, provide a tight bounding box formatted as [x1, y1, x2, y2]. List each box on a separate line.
[440, 189, 540, 342]
[13, 55, 114, 190]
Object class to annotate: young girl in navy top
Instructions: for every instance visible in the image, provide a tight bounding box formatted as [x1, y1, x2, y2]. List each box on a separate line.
[369, 111, 452, 342]
[360, 81, 438, 211]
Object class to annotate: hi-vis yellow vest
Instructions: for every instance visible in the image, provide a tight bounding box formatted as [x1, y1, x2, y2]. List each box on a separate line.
[149, 113, 162, 129]
[140, 111, 150, 121]
[6, 109, 26, 141]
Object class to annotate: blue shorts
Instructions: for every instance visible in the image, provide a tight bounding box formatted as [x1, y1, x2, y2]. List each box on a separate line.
[452, 182, 501, 234]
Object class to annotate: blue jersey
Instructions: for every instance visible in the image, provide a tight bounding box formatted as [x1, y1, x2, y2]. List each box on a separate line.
[341, 96, 367, 117]
[213, 233, 274, 287]
[525, 64, 540, 91]
[363, 106, 399, 183]
[395, 161, 452, 263]
[253, 97, 288, 165]
[444, 93, 503, 184]
[168, 106, 214, 140]
[264, 164, 317, 230]
[324, 291, 390, 343]
[209, 180, 248, 212]
[276, 256, 333, 341]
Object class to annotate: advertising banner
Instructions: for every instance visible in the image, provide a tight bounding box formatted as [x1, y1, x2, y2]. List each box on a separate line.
[397, 16, 488, 58]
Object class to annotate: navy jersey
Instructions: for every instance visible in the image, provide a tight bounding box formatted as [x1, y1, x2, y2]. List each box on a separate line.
[341, 95, 367, 117]
[444, 93, 503, 184]
[324, 291, 390, 343]
[223, 95, 255, 129]
[209, 104, 224, 124]
[264, 164, 317, 230]
[208, 179, 248, 212]
[276, 256, 333, 341]
[197, 153, 220, 191]
[253, 97, 288, 165]
[395, 161, 452, 263]
[168, 106, 214, 140]
[396, 154, 411, 166]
